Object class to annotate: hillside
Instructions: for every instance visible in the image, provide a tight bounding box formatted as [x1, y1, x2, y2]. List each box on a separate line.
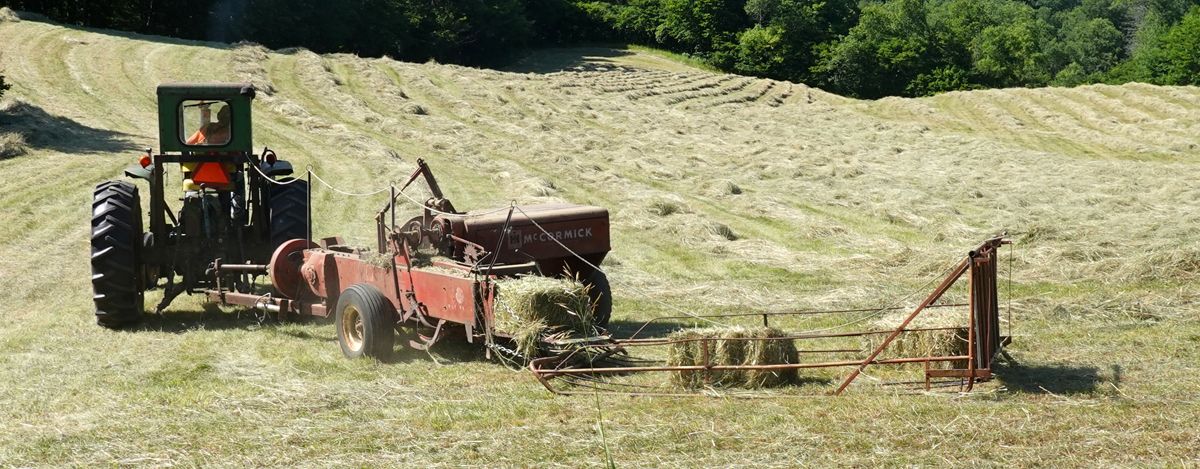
[2, 12, 1199, 466]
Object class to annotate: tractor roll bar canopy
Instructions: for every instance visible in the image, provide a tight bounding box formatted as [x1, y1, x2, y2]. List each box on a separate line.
[157, 82, 256, 154]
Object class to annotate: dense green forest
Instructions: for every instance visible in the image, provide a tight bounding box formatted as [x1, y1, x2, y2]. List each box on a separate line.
[3, 0, 1200, 98]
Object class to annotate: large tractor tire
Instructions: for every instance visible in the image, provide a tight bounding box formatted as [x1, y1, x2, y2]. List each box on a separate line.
[335, 284, 396, 359]
[90, 180, 144, 328]
[583, 269, 612, 328]
[269, 179, 309, 247]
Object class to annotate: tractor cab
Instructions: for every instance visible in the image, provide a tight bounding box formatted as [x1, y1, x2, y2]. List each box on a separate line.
[157, 83, 254, 151]
[89, 82, 310, 328]
[156, 83, 256, 191]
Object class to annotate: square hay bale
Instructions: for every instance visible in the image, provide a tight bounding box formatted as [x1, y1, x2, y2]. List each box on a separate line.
[862, 309, 969, 369]
[492, 276, 594, 357]
[666, 326, 798, 389]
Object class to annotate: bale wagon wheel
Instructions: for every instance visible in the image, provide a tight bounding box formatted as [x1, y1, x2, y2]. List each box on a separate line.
[581, 268, 612, 327]
[334, 284, 396, 359]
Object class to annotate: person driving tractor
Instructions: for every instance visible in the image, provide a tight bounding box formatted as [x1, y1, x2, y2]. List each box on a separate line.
[186, 104, 231, 146]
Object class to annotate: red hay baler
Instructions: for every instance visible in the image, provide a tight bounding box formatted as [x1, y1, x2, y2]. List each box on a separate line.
[207, 159, 611, 359]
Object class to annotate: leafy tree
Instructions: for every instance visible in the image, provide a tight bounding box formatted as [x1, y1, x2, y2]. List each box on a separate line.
[657, 0, 746, 64]
[1061, 17, 1125, 74]
[748, 0, 854, 83]
[1107, 4, 1200, 85]
[906, 65, 977, 95]
[971, 18, 1054, 87]
[1156, 5, 1200, 84]
[525, 0, 600, 43]
[744, 0, 779, 25]
[815, 0, 937, 98]
[410, 0, 533, 65]
[734, 25, 785, 75]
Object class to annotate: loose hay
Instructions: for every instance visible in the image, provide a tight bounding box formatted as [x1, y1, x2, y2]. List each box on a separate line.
[666, 326, 798, 389]
[492, 276, 594, 357]
[0, 132, 27, 159]
[0, 7, 20, 22]
[862, 309, 968, 369]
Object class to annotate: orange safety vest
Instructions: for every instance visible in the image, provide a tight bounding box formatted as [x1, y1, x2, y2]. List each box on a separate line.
[186, 124, 230, 146]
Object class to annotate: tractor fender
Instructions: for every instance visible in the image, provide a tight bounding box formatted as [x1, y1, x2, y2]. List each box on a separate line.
[260, 159, 294, 177]
[124, 164, 152, 181]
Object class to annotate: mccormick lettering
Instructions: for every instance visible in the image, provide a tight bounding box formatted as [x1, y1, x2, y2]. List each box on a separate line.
[509, 228, 594, 248]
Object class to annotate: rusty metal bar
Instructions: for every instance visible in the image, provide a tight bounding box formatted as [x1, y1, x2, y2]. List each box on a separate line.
[205, 290, 281, 311]
[533, 355, 972, 376]
[214, 263, 268, 273]
[834, 256, 970, 395]
[608, 326, 970, 347]
[966, 254, 978, 391]
[624, 303, 968, 340]
[306, 169, 312, 243]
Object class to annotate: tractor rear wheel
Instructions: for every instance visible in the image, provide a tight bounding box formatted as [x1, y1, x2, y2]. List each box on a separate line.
[335, 284, 396, 359]
[583, 269, 612, 328]
[269, 179, 309, 247]
[90, 180, 144, 328]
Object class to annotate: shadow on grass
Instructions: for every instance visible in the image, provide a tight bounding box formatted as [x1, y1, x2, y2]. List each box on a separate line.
[504, 46, 637, 74]
[0, 100, 139, 155]
[994, 361, 1106, 395]
[13, 10, 235, 51]
[130, 303, 287, 333]
[130, 307, 498, 365]
[605, 318, 692, 340]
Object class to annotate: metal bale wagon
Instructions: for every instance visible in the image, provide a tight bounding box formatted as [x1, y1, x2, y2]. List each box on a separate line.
[528, 237, 1014, 396]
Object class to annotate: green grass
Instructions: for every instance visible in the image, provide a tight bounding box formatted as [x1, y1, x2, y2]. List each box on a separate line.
[2, 11, 1200, 467]
[625, 44, 724, 73]
[505, 44, 721, 74]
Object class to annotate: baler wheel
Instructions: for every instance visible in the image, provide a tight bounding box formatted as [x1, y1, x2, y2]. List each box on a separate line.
[269, 179, 309, 247]
[90, 180, 144, 328]
[335, 284, 396, 359]
[584, 269, 612, 327]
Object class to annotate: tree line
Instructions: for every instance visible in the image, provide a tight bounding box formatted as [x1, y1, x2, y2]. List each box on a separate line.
[2, 0, 1200, 98]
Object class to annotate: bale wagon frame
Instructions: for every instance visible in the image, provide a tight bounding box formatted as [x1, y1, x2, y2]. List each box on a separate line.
[528, 236, 1013, 396]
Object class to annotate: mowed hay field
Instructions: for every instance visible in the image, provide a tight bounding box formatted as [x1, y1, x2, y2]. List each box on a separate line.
[2, 11, 1200, 466]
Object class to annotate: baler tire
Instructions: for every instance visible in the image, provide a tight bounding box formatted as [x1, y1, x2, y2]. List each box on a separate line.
[90, 180, 144, 329]
[335, 284, 396, 359]
[269, 179, 309, 247]
[584, 269, 612, 328]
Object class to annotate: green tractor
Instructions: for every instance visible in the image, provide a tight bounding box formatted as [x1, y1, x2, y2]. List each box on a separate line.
[90, 83, 309, 328]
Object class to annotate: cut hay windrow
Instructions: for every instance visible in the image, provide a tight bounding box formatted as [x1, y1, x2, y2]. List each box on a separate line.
[862, 309, 968, 369]
[665, 326, 798, 389]
[492, 276, 595, 357]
